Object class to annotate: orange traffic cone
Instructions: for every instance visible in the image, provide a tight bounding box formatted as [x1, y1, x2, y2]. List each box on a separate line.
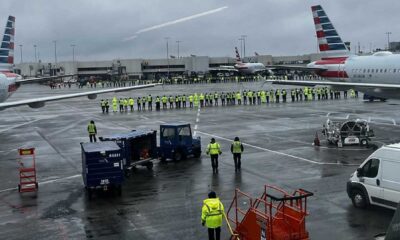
[314, 131, 320, 146]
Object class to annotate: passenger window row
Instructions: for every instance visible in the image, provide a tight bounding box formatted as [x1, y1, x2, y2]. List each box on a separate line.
[351, 69, 399, 73]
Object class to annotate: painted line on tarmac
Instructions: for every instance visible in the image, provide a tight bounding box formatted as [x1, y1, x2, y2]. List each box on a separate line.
[196, 130, 359, 166]
[193, 106, 201, 136]
[0, 118, 45, 134]
[0, 174, 81, 193]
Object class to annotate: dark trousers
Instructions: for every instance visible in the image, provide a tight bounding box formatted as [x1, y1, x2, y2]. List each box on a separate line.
[233, 153, 241, 171]
[211, 154, 219, 172]
[208, 227, 221, 240]
[89, 134, 97, 143]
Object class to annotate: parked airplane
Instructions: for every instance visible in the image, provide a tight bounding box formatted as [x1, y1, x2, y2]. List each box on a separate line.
[268, 5, 400, 100]
[210, 47, 272, 75]
[0, 16, 159, 110]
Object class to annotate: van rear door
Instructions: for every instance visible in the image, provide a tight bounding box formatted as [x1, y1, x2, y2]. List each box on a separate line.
[381, 160, 400, 209]
[359, 158, 383, 205]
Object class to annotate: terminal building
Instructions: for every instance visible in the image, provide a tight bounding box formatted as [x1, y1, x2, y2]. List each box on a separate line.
[14, 53, 322, 80]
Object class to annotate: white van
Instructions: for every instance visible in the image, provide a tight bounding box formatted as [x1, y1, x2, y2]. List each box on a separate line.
[347, 143, 400, 209]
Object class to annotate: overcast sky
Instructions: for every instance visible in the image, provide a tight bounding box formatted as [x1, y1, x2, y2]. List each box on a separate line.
[1, 0, 399, 62]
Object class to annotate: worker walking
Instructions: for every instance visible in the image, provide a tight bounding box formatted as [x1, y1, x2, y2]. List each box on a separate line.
[201, 191, 225, 240]
[87, 120, 97, 143]
[231, 137, 244, 172]
[206, 138, 222, 174]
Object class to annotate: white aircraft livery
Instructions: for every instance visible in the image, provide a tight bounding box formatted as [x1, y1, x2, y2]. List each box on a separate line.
[0, 16, 159, 110]
[268, 5, 400, 100]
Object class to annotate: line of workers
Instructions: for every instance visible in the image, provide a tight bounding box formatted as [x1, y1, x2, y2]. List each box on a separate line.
[99, 87, 359, 113]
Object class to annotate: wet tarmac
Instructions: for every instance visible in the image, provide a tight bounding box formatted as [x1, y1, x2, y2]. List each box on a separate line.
[0, 82, 399, 239]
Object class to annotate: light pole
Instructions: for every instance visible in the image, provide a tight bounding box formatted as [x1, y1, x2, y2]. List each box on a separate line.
[19, 44, 23, 63]
[53, 40, 57, 66]
[241, 35, 247, 57]
[176, 40, 181, 59]
[238, 38, 243, 57]
[385, 32, 392, 51]
[33, 44, 37, 62]
[165, 37, 170, 78]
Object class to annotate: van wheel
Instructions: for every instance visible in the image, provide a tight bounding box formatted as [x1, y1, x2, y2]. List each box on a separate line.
[360, 139, 368, 146]
[351, 189, 367, 208]
[173, 151, 183, 161]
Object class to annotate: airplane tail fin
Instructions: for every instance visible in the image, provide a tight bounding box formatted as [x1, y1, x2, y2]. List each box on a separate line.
[235, 47, 242, 63]
[311, 5, 349, 59]
[0, 16, 15, 72]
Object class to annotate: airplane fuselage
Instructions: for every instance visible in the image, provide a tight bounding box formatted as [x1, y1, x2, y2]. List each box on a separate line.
[307, 52, 400, 99]
[234, 62, 265, 74]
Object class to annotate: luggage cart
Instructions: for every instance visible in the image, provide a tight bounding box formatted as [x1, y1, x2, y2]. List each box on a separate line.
[17, 148, 38, 193]
[227, 185, 313, 240]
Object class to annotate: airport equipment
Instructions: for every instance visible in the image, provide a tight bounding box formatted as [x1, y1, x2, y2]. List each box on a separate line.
[17, 148, 38, 193]
[347, 143, 400, 210]
[322, 119, 374, 146]
[100, 130, 157, 176]
[81, 141, 124, 199]
[227, 185, 313, 240]
[158, 123, 201, 161]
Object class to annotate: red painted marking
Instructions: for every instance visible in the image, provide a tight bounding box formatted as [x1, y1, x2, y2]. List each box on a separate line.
[315, 57, 347, 65]
[319, 44, 329, 51]
[318, 71, 349, 78]
[2, 72, 18, 78]
[313, 17, 320, 24]
[8, 56, 13, 64]
[9, 42, 14, 49]
[316, 31, 325, 38]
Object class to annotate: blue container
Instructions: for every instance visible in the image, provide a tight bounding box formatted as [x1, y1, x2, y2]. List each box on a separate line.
[100, 130, 157, 172]
[81, 141, 124, 197]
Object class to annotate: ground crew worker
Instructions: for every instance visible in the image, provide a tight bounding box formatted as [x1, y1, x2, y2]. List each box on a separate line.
[231, 137, 244, 172]
[206, 138, 222, 174]
[169, 95, 174, 109]
[200, 93, 205, 107]
[100, 99, 106, 113]
[155, 96, 161, 111]
[257, 91, 261, 104]
[275, 89, 280, 103]
[266, 89, 270, 103]
[162, 95, 167, 109]
[129, 97, 134, 111]
[142, 96, 146, 110]
[123, 98, 128, 112]
[214, 92, 219, 106]
[182, 94, 187, 108]
[119, 98, 124, 112]
[112, 98, 118, 112]
[147, 95, 153, 111]
[201, 191, 224, 240]
[247, 90, 253, 105]
[236, 92, 242, 105]
[194, 93, 199, 108]
[137, 97, 142, 111]
[87, 120, 97, 143]
[105, 99, 109, 113]
[189, 94, 193, 108]
[282, 89, 287, 103]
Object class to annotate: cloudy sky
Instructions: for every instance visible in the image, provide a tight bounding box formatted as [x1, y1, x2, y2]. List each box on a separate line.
[1, 0, 399, 62]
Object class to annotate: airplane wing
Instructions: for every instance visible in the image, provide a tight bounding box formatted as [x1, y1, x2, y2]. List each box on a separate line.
[209, 66, 238, 72]
[16, 74, 76, 84]
[266, 65, 326, 71]
[0, 83, 161, 110]
[266, 79, 400, 89]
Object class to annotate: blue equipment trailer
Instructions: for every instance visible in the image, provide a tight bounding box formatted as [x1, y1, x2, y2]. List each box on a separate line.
[158, 123, 201, 161]
[100, 130, 157, 176]
[81, 141, 124, 199]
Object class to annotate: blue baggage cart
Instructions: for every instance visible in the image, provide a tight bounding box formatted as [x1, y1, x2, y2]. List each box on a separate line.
[81, 141, 124, 199]
[99, 130, 157, 175]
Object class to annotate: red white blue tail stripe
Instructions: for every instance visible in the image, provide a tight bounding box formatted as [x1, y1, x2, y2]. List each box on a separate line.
[0, 16, 15, 72]
[311, 5, 349, 58]
[235, 47, 242, 63]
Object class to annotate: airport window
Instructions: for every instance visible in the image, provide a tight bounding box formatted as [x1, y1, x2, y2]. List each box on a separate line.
[394, 69, 396, 73]
[376, 69, 378, 73]
[361, 158, 380, 178]
[384, 69, 387, 73]
[371, 69, 374, 73]
[363, 69, 366, 73]
[367, 69, 370, 73]
[380, 69, 383, 73]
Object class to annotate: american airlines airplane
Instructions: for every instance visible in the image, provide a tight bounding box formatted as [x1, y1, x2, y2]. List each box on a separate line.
[211, 47, 270, 75]
[268, 5, 400, 100]
[0, 16, 159, 110]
